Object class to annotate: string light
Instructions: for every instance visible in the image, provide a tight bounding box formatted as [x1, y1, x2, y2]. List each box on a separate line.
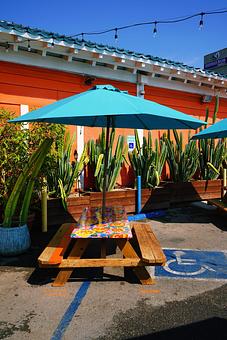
[1, 8, 226, 56]
[153, 21, 157, 37]
[5, 42, 9, 52]
[70, 8, 227, 40]
[27, 39, 31, 52]
[51, 37, 55, 48]
[199, 12, 204, 30]
[114, 28, 118, 42]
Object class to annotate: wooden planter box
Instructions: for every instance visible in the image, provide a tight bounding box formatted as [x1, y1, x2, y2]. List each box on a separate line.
[46, 196, 90, 226]
[45, 179, 222, 226]
[165, 179, 222, 204]
[46, 187, 171, 226]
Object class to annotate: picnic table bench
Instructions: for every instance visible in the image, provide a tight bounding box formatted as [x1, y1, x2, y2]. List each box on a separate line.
[38, 222, 166, 287]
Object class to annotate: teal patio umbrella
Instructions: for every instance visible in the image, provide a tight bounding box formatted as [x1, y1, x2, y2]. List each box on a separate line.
[191, 118, 227, 140]
[10, 84, 206, 216]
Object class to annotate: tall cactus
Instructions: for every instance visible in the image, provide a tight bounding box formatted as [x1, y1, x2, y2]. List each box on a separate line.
[198, 96, 226, 179]
[128, 130, 167, 188]
[88, 128, 126, 192]
[3, 138, 53, 227]
[55, 131, 89, 209]
[164, 130, 199, 182]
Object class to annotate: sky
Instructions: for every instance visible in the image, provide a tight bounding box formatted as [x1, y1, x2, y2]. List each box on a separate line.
[1, 0, 226, 68]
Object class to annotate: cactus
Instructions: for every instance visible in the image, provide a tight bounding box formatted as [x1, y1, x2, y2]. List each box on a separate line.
[164, 130, 199, 182]
[198, 96, 227, 180]
[128, 130, 167, 188]
[54, 131, 89, 209]
[88, 128, 126, 192]
[3, 138, 53, 227]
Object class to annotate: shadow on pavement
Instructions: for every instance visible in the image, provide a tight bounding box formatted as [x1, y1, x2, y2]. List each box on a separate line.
[130, 317, 227, 340]
[151, 203, 227, 232]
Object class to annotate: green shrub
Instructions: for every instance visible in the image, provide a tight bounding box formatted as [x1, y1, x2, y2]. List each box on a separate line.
[0, 108, 65, 208]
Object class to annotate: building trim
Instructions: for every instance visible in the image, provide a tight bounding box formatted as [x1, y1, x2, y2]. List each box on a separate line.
[1, 49, 226, 98]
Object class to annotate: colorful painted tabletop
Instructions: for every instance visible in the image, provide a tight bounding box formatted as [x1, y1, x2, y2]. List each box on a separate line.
[71, 206, 132, 239]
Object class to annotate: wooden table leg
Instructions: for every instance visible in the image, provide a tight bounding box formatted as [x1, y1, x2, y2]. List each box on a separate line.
[101, 239, 106, 259]
[116, 239, 155, 285]
[100, 239, 106, 277]
[52, 239, 90, 287]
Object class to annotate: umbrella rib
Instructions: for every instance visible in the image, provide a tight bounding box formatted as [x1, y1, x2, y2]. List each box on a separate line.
[135, 114, 150, 130]
[91, 115, 98, 127]
[175, 119, 195, 130]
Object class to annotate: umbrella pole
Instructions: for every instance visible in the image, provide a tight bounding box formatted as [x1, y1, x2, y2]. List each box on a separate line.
[102, 116, 111, 221]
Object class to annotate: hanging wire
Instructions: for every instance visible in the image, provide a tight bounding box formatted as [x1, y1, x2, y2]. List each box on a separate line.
[1, 8, 227, 50]
[69, 8, 227, 39]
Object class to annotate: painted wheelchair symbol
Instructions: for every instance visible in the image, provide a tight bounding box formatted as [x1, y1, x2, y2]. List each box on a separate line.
[164, 251, 216, 276]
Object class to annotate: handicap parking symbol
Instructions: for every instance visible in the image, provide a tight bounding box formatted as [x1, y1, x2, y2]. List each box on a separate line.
[155, 249, 227, 280]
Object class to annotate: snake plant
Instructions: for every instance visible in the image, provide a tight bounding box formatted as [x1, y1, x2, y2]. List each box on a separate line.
[128, 130, 167, 188]
[88, 128, 126, 192]
[3, 138, 53, 228]
[198, 96, 227, 179]
[164, 130, 199, 182]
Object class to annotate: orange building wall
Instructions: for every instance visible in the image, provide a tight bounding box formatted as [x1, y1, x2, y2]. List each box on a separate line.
[145, 85, 227, 118]
[1, 61, 227, 187]
[0, 61, 137, 187]
[0, 61, 137, 145]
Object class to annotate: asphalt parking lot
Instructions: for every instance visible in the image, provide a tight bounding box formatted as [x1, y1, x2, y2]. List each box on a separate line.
[0, 202, 226, 340]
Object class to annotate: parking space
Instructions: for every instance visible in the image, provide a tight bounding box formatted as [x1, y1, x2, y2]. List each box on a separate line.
[0, 203, 226, 339]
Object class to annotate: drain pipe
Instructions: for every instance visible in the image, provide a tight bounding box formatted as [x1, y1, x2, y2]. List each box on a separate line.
[136, 79, 144, 214]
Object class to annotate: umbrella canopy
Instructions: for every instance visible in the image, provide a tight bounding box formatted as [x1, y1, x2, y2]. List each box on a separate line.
[191, 118, 227, 140]
[11, 85, 205, 130]
[10, 84, 206, 218]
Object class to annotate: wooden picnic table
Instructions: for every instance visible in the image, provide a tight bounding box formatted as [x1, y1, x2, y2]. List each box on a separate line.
[38, 221, 166, 287]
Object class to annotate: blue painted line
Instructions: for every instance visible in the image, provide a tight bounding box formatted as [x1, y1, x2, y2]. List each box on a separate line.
[128, 210, 166, 221]
[51, 281, 91, 340]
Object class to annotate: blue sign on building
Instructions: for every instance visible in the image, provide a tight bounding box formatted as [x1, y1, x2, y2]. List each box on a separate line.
[127, 136, 135, 150]
[156, 248, 227, 280]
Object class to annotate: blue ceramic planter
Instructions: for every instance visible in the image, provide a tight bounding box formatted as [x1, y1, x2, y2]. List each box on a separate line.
[0, 224, 31, 256]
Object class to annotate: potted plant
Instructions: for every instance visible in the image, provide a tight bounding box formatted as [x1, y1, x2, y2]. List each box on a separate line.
[0, 138, 53, 256]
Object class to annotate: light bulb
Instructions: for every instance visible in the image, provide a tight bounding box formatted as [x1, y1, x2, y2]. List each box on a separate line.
[114, 28, 118, 42]
[5, 42, 9, 52]
[153, 22, 157, 37]
[199, 13, 204, 30]
[27, 39, 31, 52]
